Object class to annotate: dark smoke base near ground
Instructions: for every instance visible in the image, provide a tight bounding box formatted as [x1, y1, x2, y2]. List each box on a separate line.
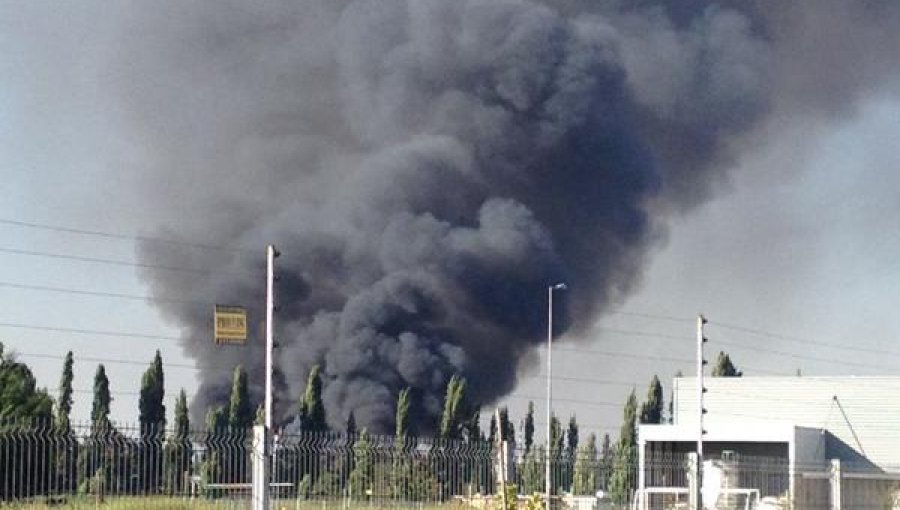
[121, 0, 900, 434]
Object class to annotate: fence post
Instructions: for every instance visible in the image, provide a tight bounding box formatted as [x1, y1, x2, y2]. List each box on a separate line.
[829, 459, 841, 510]
[688, 452, 699, 510]
[638, 439, 646, 510]
[252, 425, 270, 510]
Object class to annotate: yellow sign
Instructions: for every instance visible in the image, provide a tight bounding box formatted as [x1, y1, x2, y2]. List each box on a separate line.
[214, 305, 247, 344]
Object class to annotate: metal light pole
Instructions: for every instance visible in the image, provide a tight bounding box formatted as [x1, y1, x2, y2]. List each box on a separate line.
[254, 244, 278, 510]
[265, 244, 279, 429]
[546, 283, 566, 510]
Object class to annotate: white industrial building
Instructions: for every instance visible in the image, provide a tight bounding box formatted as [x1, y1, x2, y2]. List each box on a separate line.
[637, 376, 900, 510]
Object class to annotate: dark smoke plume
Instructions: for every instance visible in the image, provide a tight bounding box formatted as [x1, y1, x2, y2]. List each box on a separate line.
[115, 0, 899, 433]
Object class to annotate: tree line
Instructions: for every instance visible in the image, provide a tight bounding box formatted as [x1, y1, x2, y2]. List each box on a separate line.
[0, 339, 742, 501]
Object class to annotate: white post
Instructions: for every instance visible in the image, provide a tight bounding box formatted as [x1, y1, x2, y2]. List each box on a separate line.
[265, 244, 277, 429]
[497, 409, 508, 510]
[638, 438, 646, 510]
[688, 453, 699, 510]
[251, 425, 270, 510]
[830, 459, 842, 510]
[696, 315, 707, 510]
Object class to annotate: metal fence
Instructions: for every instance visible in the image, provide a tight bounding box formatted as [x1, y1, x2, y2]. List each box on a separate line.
[1, 421, 605, 508]
[3, 422, 900, 509]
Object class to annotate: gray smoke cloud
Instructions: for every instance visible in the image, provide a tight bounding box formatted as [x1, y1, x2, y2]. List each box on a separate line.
[113, 0, 899, 433]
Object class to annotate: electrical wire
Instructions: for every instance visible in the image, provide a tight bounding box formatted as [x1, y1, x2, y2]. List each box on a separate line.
[0, 246, 255, 277]
[0, 217, 256, 255]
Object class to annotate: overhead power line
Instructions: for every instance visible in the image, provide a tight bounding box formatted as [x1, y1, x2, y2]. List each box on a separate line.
[0, 246, 254, 277]
[711, 320, 900, 359]
[0, 281, 212, 307]
[603, 310, 694, 323]
[0, 322, 182, 343]
[0, 217, 255, 255]
[714, 338, 898, 373]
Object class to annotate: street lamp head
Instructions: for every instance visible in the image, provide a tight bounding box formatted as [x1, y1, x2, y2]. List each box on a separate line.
[551, 283, 567, 290]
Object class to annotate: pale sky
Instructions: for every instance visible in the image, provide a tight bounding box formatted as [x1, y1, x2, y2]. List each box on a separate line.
[1, 2, 899, 442]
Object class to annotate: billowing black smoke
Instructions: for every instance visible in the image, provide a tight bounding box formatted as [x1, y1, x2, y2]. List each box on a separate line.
[117, 0, 860, 433]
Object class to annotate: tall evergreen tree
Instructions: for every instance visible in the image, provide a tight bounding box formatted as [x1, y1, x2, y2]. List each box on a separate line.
[345, 411, 357, 437]
[497, 406, 514, 443]
[439, 375, 466, 439]
[639, 375, 664, 424]
[600, 433, 612, 489]
[81, 364, 113, 493]
[174, 389, 190, 438]
[299, 364, 326, 432]
[523, 401, 535, 453]
[572, 433, 597, 495]
[139, 350, 166, 431]
[609, 390, 637, 504]
[91, 364, 112, 430]
[164, 389, 192, 494]
[712, 351, 742, 377]
[55, 351, 74, 432]
[395, 387, 411, 439]
[228, 365, 253, 430]
[202, 406, 228, 487]
[566, 415, 579, 460]
[549, 414, 563, 455]
[463, 408, 481, 442]
[487, 414, 497, 445]
[55, 351, 76, 491]
[347, 429, 373, 496]
[139, 351, 166, 493]
[549, 414, 564, 493]
[563, 415, 579, 493]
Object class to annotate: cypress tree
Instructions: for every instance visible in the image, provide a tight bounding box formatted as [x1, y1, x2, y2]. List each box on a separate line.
[91, 364, 112, 430]
[174, 389, 190, 438]
[609, 390, 637, 504]
[165, 389, 192, 494]
[203, 406, 228, 486]
[139, 350, 166, 431]
[639, 375, 664, 424]
[55, 351, 76, 491]
[498, 406, 514, 443]
[563, 415, 579, 493]
[228, 365, 253, 430]
[572, 433, 597, 495]
[395, 387, 411, 439]
[523, 401, 535, 453]
[56, 351, 74, 432]
[464, 408, 481, 442]
[138, 350, 166, 492]
[439, 375, 466, 440]
[487, 414, 497, 445]
[566, 415, 579, 459]
[600, 433, 612, 489]
[345, 411, 357, 437]
[82, 364, 113, 491]
[299, 365, 326, 432]
[712, 351, 742, 377]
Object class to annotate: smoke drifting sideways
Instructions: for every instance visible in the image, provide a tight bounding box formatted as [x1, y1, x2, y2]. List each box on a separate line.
[120, 0, 773, 434]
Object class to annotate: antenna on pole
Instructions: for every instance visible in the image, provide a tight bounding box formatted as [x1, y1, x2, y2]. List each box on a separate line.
[696, 314, 708, 510]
